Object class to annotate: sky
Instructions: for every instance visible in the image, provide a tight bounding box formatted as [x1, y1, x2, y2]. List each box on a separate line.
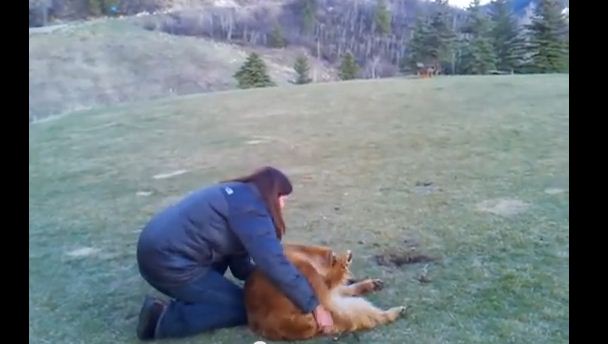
[447, 0, 492, 8]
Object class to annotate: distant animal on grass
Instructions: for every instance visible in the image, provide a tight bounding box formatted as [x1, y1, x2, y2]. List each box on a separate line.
[244, 244, 407, 341]
[417, 62, 439, 78]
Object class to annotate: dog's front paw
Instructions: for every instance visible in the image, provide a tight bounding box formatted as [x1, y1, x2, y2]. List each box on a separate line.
[371, 279, 384, 291]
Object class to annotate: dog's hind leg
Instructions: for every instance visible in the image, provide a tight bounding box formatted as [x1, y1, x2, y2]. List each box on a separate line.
[338, 279, 384, 296]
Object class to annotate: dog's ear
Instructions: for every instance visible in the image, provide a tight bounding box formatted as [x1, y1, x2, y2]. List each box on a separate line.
[326, 250, 337, 266]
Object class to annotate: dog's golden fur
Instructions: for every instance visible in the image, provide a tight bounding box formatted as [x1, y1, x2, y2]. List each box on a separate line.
[244, 244, 406, 341]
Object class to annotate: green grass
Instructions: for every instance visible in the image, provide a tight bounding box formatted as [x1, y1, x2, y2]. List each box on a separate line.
[29, 75, 569, 344]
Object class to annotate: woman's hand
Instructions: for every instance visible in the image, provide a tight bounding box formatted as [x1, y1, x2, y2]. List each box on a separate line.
[313, 305, 334, 334]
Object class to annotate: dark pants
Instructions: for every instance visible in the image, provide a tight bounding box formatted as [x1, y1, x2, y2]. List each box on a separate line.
[153, 263, 247, 338]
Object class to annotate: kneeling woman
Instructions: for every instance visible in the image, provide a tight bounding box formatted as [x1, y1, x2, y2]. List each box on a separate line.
[136, 166, 333, 340]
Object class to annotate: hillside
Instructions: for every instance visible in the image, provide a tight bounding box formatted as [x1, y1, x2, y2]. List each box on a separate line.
[142, 0, 568, 70]
[136, 0, 464, 75]
[30, 0, 568, 120]
[30, 75, 569, 343]
[29, 18, 336, 121]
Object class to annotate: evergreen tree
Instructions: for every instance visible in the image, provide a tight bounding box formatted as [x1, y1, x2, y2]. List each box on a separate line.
[374, 0, 392, 35]
[339, 52, 359, 80]
[104, 0, 120, 16]
[233, 53, 276, 89]
[563, 25, 569, 72]
[294, 55, 312, 84]
[29, 0, 52, 26]
[490, 0, 519, 72]
[87, 0, 119, 17]
[526, 0, 568, 73]
[452, 38, 468, 74]
[426, 0, 457, 73]
[460, 0, 497, 74]
[301, 0, 317, 34]
[269, 23, 287, 48]
[404, 1, 457, 75]
[509, 29, 533, 73]
[404, 17, 432, 72]
[88, 0, 103, 16]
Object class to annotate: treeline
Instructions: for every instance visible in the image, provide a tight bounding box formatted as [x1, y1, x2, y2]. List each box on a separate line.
[144, 0, 567, 77]
[403, 0, 568, 75]
[31, 0, 568, 77]
[29, 0, 165, 26]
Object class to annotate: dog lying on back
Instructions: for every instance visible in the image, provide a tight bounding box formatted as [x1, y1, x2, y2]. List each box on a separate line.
[244, 244, 406, 340]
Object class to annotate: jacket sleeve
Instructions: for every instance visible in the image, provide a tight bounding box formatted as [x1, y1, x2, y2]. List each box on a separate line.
[227, 254, 255, 281]
[227, 209, 320, 313]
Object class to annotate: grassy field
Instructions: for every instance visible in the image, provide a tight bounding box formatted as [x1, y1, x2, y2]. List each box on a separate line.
[29, 75, 569, 344]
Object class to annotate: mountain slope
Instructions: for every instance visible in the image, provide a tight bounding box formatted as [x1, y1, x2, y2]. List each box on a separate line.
[29, 18, 336, 121]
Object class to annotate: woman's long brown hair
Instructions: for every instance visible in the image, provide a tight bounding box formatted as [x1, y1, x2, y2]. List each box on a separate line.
[224, 166, 293, 240]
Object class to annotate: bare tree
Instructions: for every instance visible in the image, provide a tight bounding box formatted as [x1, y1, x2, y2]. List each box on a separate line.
[367, 55, 381, 78]
[29, 0, 52, 26]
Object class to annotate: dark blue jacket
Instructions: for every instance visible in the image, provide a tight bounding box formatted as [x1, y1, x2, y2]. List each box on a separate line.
[137, 181, 319, 313]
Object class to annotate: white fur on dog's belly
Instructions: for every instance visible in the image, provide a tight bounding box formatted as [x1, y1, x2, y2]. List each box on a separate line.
[330, 293, 377, 315]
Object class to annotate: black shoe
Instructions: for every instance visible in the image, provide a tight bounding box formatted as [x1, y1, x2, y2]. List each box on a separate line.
[137, 295, 166, 341]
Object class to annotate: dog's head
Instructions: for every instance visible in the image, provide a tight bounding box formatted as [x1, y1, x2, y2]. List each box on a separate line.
[328, 250, 353, 284]
[284, 243, 352, 277]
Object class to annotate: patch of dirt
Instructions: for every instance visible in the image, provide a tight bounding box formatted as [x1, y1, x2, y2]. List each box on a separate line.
[417, 274, 432, 283]
[374, 250, 437, 267]
[413, 181, 441, 195]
